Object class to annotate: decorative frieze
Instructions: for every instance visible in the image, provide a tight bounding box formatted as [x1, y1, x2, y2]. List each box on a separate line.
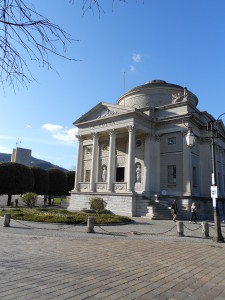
[91, 122, 115, 130]
[80, 183, 89, 191]
[114, 183, 127, 192]
[116, 156, 126, 165]
[97, 109, 118, 119]
[96, 183, 107, 192]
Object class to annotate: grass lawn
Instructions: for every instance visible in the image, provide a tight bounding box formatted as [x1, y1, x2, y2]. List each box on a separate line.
[52, 197, 67, 205]
[0, 208, 131, 224]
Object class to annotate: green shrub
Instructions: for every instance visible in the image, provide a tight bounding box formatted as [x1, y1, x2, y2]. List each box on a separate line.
[89, 197, 107, 213]
[22, 192, 38, 208]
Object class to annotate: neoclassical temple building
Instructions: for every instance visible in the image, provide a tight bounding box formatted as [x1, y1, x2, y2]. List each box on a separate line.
[69, 80, 225, 220]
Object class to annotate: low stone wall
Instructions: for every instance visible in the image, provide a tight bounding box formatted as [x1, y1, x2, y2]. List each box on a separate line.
[69, 191, 136, 217]
[68, 192, 225, 220]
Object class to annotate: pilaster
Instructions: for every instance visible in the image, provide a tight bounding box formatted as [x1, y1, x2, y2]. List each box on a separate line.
[74, 135, 84, 191]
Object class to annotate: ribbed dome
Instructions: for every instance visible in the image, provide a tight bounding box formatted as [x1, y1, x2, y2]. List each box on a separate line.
[117, 80, 198, 109]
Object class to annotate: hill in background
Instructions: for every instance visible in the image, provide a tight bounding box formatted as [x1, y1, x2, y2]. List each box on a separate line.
[0, 153, 68, 171]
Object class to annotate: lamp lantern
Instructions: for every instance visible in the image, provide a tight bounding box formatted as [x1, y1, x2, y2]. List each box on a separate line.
[185, 128, 196, 147]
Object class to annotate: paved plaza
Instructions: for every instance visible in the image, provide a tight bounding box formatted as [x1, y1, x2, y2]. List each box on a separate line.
[0, 217, 225, 300]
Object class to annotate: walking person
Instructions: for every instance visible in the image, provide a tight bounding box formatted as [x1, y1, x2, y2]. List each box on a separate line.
[189, 202, 197, 223]
[171, 200, 178, 222]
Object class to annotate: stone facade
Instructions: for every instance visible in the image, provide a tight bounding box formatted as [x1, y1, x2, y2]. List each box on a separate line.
[69, 80, 225, 220]
[11, 147, 32, 167]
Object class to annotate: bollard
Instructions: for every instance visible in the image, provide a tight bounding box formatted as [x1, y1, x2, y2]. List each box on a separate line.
[3, 214, 11, 227]
[176, 221, 184, 237]
[87, 216, 95, 233]
[201, 222, 210, 238]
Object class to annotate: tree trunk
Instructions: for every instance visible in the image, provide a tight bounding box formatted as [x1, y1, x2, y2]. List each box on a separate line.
[7, 194, 12, 206]
[48, 194, 51, 206]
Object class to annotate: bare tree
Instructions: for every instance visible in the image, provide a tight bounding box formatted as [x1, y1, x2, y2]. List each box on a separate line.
[0, 0, 141, 90]
[0, 0, 77, 90]
[81, 0, 130, 15]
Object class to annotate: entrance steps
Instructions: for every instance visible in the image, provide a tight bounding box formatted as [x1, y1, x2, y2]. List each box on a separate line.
[145, 200, 172, 220]
[144, 199, 190, 220]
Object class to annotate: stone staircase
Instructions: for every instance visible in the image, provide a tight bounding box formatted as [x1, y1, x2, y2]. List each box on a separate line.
[136, 195, 191, 220]
[145, 200, 172, 220]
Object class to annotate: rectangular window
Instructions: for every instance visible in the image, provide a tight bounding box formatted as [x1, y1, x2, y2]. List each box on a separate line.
[193, 166, 197, 188]
[168, 165, 176, 184]
[168, 137, 176, 145]
[85, 170, 90, 182]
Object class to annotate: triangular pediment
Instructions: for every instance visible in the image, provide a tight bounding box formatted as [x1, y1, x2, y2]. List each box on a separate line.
[217, 119, 225, 135]
[74, 102, 135, 125]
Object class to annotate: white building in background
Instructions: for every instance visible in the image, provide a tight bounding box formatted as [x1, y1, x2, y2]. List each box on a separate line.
[69, 80, 225, 220]
[11, 147, 32, 167]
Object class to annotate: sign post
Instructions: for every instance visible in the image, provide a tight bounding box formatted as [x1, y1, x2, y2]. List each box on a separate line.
[211, 186, 218, 208]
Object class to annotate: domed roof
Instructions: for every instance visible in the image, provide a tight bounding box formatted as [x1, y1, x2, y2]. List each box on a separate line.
[117, 80, 198, 109]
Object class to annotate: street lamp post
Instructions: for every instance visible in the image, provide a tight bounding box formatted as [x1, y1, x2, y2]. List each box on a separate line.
[210, 120, 224, 242]
[185, 113, 225, 242]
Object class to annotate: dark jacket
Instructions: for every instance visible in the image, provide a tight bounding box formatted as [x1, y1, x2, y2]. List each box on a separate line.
[171, 202, 178, 213]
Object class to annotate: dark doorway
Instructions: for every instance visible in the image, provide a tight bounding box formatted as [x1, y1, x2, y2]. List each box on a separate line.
[116, 167, 124, 182]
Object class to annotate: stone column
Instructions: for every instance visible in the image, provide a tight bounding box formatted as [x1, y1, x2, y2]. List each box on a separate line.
[144, 134, 151, 194]
[74, 135, 84, 191]
[127, 126, 135, 192]
[90, 133, 99, 192]
[107, 130, 116, 192]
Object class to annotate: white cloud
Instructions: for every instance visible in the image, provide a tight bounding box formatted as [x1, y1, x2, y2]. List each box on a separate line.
[42, 124, 63, 131]
[132, 53, 141, 63]
[0, 146, 11, 153]
[130, 65, 135, 72]
[27, 124, 31, 129]
[42, 123, 77, 144]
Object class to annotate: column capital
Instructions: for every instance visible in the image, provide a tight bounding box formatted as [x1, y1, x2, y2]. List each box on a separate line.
[92, 132, 99, 139]
[127, 125, 135, 133]
[76, 135, 84, 142]
[108, 129, 116, 136]
[154, 134, 161, 141]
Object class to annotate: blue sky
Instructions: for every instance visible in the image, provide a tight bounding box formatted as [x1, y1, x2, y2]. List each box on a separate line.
[1, 0, 225, 170]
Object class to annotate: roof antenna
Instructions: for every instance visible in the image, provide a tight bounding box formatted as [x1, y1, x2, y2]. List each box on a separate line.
[124, 71, 126, 94]
[16, 137, 19, 147]
[16, 137, 21, 147]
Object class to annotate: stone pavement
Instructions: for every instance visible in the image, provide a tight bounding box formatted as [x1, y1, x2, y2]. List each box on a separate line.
[1, 217, 225, 300]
